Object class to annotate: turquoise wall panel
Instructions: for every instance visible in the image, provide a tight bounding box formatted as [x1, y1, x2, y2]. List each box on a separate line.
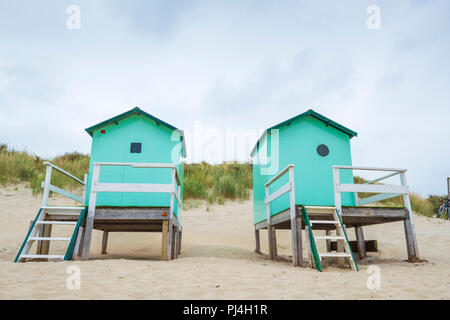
[252, 116, 355, 224]
[85, 115, 184, 216]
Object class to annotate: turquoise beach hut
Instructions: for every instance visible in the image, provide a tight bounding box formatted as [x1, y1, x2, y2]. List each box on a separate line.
[250, 109, 357, 224]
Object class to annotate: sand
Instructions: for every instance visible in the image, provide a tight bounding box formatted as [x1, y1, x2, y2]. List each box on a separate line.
[0, 185, 449, 299]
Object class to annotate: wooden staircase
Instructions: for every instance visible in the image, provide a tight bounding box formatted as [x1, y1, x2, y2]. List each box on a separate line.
[301, 206, 358, 271]
[15, 206, 86, 262]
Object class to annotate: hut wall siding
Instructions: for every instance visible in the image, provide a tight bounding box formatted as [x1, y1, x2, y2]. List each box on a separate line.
[85, 115, 183, 212]
[252, 116, 355, 224]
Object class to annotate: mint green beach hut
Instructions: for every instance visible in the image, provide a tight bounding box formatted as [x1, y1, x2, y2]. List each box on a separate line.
[251, 109, 419, 271]
[80, 107, 186, 261]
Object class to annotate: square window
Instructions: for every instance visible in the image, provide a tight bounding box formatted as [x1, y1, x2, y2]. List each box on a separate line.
[130, 142, 142, 153]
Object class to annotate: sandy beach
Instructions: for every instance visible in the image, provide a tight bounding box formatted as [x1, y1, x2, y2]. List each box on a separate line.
[0, 185, 449, 300]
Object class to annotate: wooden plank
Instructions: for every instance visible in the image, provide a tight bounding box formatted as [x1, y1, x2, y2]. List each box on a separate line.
[265, 182, 291, 204]
[270, 226, 277, 260]
[255, 228, 261, 254]
[404, 218, 419, 261]
[48, 184, 84, 203]
[330, 240, 378, 253]
[93, 183, 173, 194]
[325, 230, 332, 252]
[355, 226, 367, 259]
[304, 225, 313, 267]
[41, 166, 52, 206]
[358, 193, 400, 206]
[81, 164, 100, 260]
[288, 166, 299, 266]
[38, 224, 52, 257]
[101, 231, 109, 254]
[94, 209, 170, 220]
[161, 220, 169, 261]
[43, 161, 85, 184]
[333, 165, 406, 172]
[265, 164, 294, 187]
[72, 226, 84, 260]
[337, 183, 409, 194]
[295, 216, 303, 266]
[177, 229, 182, 256]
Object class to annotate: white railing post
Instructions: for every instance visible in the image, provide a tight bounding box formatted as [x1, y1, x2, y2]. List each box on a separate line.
[81, 173, 88, 204]
[333, 166, 342, 215]
[81, 163, 100, 260]
[42, 165, 52, 207]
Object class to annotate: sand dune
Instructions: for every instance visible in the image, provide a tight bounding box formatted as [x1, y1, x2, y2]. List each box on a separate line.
[0, 185, 449, 299]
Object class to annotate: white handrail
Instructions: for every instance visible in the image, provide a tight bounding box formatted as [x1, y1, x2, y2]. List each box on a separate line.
[41, 162, 88, 206]
[43, 161, 86, 185]
[332, 165, 414, 224]
[264, 164, 299, 265]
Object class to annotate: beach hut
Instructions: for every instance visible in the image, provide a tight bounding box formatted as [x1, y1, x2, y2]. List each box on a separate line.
[251, 109, 419, 271]
[15, 107, 186, 262]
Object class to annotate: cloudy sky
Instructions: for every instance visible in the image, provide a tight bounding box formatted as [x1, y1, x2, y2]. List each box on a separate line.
[0, 0, 449, 196]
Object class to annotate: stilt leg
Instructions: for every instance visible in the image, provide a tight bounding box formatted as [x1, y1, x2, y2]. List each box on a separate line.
[326, 230, 332, 252]
[355, 226, 367, 259]
[255, 228, 261, 254]
[177, 229, 182, 255]
[161, 220, 169, 261]
[293, 215, 303, 266]
[101, 231, 109, 254]
[404, 218, 419, 261]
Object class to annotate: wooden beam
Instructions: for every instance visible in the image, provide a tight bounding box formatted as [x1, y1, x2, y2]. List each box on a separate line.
[101, 231, 109, 254]
[330, 240, 378, 253]
[72, 227, 84, 260]
[254, 228, 261, 254]
[325, 230, 332, 252]
[295, 215, 303, 266]
[404, 218, 419, 261]
[177, 229, 182, 256]
[355, 226, 367, 259]
[161, 220, 169, 261]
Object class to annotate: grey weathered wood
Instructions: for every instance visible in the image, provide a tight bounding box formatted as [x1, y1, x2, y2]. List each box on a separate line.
[72, 226, 84, 260]
[355, 226, 367, 259]
[325, 230, 332, 252]
[288, 166, 299, 266]
[101, 231, 109, 254]
[295, 216, 303, 266]
[161, 220, 169, 261]
[270, 226, 277, 260]
[404, 217, 419, 261]
[94, 208, 170, 221]
[304, 225, 313, 267]
[254, 228, 261, 254]
[177, 229, 182, 255]
[37, 224, 52, 257]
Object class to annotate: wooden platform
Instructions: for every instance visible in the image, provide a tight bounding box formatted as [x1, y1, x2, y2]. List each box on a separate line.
[255, 206, 408, 230]
[254, 205, 418, 264]
[46, 207, 182, 261]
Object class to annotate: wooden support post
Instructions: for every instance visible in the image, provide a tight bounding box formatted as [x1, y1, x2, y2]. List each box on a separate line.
[161, 220, 169, 261]
[294, 215, 303, 266]
[101, 231, 109, 254]
[72, 227, 84, 260]
[400, 173, 420, 260]
[355, 226, 367, 259]
[255, 228, 261, 254]
[81, 164, 100, 260]
[268, 226, 277, 260]
[177, 228, 182, 255]
[325, 230, 332, 252]
[171, 226, 177, 259]
[404, 217, 419, 261]
[37, 224, 52, 257]
[304, 225, 313, 267]
[337, 224, 346, 267]
[288, 167, 300, 266]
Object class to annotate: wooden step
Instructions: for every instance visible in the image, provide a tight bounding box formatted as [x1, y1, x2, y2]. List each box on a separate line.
[309, 220, 339, 224]
[36, 221, 77, 225]
[319, 252, 352, 258]
[315, 236, 345, 240]
[20, 254, 64, 259]
[41, 206, 84, 215]
[304, 206, 336, 209]
[28, 237, 71, 241]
